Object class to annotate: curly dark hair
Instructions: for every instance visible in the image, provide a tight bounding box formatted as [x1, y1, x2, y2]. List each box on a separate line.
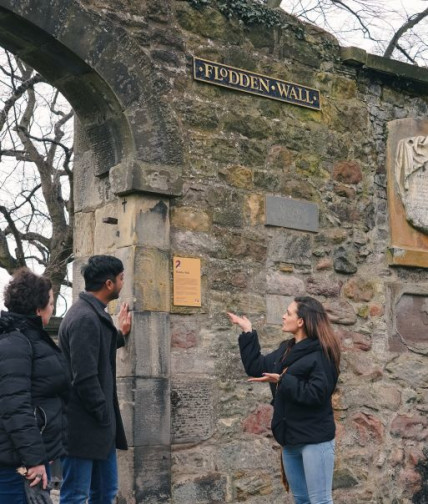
[3, 268, 52, 315]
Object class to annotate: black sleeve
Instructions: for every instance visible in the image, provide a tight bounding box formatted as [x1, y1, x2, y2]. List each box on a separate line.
[277, 354, 336, 406]
[238, 330, 280, 377]
[0, 333, 47, 466]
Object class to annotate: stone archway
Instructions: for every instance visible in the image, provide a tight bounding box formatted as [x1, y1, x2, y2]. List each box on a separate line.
[0, 1, 181, 502]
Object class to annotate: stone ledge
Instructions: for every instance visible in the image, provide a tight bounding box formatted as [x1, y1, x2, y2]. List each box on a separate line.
[341, 47, 428, 85]
[110, 157, 183, 197]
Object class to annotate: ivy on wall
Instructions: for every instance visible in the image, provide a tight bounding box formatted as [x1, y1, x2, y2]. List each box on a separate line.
[186, 0, 305, 39]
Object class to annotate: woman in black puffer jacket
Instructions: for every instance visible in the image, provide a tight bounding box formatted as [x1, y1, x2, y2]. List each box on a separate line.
[0, 268, 69, 503]
[228, 296, 341, 504]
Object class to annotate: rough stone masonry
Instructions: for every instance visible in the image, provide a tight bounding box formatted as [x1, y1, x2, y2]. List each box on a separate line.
[0, 1, 427, 503]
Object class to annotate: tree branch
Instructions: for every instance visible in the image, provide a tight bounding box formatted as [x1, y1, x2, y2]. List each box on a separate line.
[0, 73, 44, 131]
[384, 7, 428, 59]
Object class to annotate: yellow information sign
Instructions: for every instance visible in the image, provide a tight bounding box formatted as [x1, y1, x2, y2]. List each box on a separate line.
[173, 257, 201, 307]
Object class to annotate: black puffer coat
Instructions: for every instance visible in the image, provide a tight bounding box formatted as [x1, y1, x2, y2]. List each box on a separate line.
[239, 331, 338, 446]
[0, 312, 69, 468]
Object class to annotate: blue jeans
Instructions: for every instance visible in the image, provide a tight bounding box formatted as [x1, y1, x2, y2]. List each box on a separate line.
[282, 440, 335, 504]
[0, 465, 51, 504]
[0, 467, 25, 504]
[60, 447, 118, 504]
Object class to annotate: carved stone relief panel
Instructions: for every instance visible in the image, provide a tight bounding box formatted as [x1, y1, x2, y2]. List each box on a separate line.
[386, 282, 428, 355]
[387, 119, 428, 267]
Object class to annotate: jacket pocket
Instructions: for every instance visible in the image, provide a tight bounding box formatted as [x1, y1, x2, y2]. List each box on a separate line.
[34, 405, 47, 434]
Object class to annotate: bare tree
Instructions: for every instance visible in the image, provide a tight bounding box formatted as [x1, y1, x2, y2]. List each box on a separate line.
[0, 49, 74, 312]
[277, 0, 428, 66]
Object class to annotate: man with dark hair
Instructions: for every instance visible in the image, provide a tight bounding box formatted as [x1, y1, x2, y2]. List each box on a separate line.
[58, 255, 132, 504]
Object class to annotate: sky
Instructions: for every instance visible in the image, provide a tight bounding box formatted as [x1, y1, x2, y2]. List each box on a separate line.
[281, 0, 428, 62]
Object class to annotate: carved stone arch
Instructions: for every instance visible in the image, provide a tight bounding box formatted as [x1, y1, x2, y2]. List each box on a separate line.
[0, 1, 183, 193]
[0, 3, 178, 502]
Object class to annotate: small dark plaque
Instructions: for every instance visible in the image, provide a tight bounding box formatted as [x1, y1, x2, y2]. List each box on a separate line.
[193, 57, 321, 111]
[266, 196, 319, 232]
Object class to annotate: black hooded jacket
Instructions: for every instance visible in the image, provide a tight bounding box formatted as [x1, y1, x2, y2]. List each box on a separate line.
[0, 312, 69, 468]
[239, 330, 338, 446]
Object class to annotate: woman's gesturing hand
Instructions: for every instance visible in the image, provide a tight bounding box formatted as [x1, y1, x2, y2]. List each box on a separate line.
[227, 312, 252, 333]
[248, 373, 280, 384]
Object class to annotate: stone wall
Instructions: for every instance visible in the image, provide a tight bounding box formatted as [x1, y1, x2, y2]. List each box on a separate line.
[1, 1, 427, 503]
[167, 2, 428, 503]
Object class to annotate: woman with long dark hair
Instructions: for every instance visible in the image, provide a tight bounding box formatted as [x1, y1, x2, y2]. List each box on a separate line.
[0, 268, 69, 503]
[228, 296, 341, 504]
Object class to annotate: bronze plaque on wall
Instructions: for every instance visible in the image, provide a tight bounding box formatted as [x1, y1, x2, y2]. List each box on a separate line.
[173, 257, 201, 307]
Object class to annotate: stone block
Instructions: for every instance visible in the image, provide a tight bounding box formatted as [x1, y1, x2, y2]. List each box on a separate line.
[16, 1, 70, 39]
[135, 445, 171, 504]
[385, 353, 428, 388]
[171, 349, 215, 376]
[110, 158, 183, 197]
[57, 5, 116, 69]
[170, 314, 204, 349]
[213, 206, 243, 227]
[73, 148, 108, 212]
[71, 258, 86, 297]
[265, 195, 319, 232]
[335, 328, 371, 351]
[172, 473, 227, 504]
[241, 404, 273, 436]
[117, 449, 136, 504]
[244, 194, 265, 226]
[343, 277, 374, 302]
[134, 377, 170, 446]
[85, 118, 128, 176]
[134, 247, 170, 312]
[116, 377, 135, 450]
[332, 160, 362, 184]
[172, 230, 220, 257]
[266, 295, 293, 325]
[390, 414, 428, 441]
[266, 272, 305, 296]
[217, 440, 275, 471]
[171, 378, 215, 444]
[129, 92, 184, 162]
[324, 299, 357, 325]
[117, 195, 170, 249]
[219, 165, 253, 189]
[93, 201, 120, 254]
[333, 247, 357, 274]
[73, 211, 95, 256]
[171, 206, 211, 232]
[267, 232, 312, 266]
[351, 412, 385, 445]
[234, 472, 273, 501]
[306, 275, 342, 297]
[117, 311, 170, 379]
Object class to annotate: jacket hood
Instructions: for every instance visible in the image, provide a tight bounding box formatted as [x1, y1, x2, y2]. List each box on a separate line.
[0, 311, 43, 334]
[283, 338, 321, 367]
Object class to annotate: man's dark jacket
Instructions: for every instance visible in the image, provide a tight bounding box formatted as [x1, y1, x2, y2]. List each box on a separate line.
[58, 292, 127, 459]
[239, 331, 338, 446]
[0, 312, 69, 467]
